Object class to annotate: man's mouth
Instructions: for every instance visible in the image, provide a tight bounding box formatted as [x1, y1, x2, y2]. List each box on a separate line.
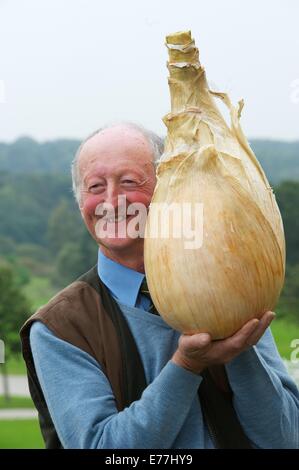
[99, 215, 129, 224]
[102, 215, 127, 223]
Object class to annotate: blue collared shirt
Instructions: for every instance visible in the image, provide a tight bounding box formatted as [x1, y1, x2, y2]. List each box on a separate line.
[97, 249, 152, 311]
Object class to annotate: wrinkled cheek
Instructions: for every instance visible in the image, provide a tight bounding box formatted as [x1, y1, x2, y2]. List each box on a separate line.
[126, 192, 153, 209]
[80, 197, 102, 235]
[81, 195, 102, 219]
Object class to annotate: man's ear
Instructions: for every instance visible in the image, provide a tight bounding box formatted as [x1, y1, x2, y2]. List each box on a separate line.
[78, 197, 85, 217]
[79, 206, 85, 219]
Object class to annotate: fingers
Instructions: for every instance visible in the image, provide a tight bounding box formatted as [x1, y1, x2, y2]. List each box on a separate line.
[224, 318, 259, 351]
[238, 318, 260, 338]
[245, 311, 275, 346]
[173, 311, 276, 374]
[224, 311, 275, 352]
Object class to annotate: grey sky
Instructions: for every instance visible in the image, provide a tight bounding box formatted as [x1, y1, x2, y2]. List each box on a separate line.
[0, 0, 298, 142]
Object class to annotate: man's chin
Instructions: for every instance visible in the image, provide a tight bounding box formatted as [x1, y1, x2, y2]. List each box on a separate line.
[96, 237, 143, 252]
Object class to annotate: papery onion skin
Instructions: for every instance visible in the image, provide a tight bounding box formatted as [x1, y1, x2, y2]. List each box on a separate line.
[144, 31, 285, 339]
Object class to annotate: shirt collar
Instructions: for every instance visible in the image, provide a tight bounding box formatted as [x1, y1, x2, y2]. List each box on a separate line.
[97, 249, 145, 307]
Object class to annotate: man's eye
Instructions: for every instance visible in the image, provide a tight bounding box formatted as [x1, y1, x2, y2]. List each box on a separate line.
[89, 183, 105, 193]
[121, 180, 137, 186]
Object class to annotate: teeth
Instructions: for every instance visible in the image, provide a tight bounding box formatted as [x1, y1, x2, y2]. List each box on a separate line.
[104, 215, 126, 223]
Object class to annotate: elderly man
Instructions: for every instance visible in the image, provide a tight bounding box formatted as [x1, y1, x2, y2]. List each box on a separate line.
[20, 123, 299, 449]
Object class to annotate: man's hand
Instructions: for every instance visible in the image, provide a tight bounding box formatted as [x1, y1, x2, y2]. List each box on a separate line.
[171, 311, 275, 375]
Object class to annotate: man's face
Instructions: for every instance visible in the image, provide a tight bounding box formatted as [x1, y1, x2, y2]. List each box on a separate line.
[78, 126, 156, 259]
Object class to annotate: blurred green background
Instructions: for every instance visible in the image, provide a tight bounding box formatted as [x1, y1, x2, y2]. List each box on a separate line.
[0, 138, 299, 448]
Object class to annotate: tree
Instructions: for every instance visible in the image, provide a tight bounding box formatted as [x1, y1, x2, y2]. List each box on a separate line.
[278, 263, 299, 323]
[54, 230, 97, 287]
[55, 242, 86, 286]
[0, 263, 31, 402]
[47, 199, 82, 254]
[47, 199, 97, 286]
[275, 181, 299, 266]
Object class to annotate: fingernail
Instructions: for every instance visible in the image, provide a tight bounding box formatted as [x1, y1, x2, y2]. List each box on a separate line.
[251, 319, 259, 329]
[198, 334, 210, 346]
[267, 312, 276, 324]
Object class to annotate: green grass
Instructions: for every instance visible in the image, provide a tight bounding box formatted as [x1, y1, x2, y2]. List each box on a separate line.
[271, 317, 299, 359]
[0, 420, 44, 449]
[0, 396, 34, 409]
[23, 276, 56, 311]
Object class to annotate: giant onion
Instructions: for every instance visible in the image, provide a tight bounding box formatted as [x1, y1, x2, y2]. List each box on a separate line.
[144, 30, 285, 339]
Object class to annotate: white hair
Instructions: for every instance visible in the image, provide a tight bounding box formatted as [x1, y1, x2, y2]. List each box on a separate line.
[71, 121, 164, 205]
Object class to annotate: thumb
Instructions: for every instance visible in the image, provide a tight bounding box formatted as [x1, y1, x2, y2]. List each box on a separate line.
[183, 332, 211, 351]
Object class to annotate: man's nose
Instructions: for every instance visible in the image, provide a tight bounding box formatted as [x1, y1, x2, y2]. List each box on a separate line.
[104, 184, 127, 215]
[105, 182, 120, 207]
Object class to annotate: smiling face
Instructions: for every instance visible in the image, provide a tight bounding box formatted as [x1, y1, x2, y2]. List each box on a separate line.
[78, 125, 156, 264]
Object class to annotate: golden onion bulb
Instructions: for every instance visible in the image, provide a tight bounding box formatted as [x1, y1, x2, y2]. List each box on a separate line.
[144, 31, 285, 339]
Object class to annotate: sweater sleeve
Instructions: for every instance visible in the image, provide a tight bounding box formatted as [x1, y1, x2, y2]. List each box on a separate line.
[225, 327, 299, 449]
[30, 321, 202, 449]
